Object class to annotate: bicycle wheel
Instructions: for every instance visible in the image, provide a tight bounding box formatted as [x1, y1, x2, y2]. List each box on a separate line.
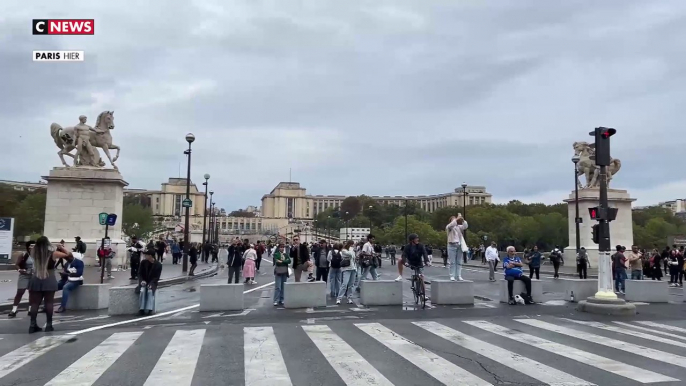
[412, 276, 419, 304]
[418, 278, 426, 309]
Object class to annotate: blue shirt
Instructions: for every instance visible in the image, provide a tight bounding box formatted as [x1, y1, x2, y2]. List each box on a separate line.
[171, 243, 181, 254]
[503, 256, 523, 277]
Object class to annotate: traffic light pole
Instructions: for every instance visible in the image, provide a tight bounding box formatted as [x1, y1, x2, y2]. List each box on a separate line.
[594, 165, 617, 300]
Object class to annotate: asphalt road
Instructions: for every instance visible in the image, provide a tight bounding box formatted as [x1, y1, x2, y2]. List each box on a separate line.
[1, 257, 686, 385]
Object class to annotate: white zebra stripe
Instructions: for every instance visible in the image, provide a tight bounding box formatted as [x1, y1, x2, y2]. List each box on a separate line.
[562, 318, 686, 349]
[415, 321, 595, 386]
[612, 321, 686, 342]
[244, 326, 292, 386]
[636, 321, 686, 334]
[465, 320, 678, 384]
[356, 322, 492, 386]
[0, 335, 70, 379]
[516, 319, 686, 369]
[45, 332, 142, 386]
[303, 325, 393, 386]
[144, 329, 205, 386]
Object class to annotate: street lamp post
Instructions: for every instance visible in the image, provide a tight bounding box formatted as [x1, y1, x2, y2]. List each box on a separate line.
[182, 133, 195, 273]
[327, 215, 331, 244]
[201, 174, 210, 249]
[461, 182, 468, 263]
[404, 199, 408, 244]
[345, 211, 350, 240]
[572, 155, 581, 254]
[368, 205, 373, 234]
[208, 191, 214, 244]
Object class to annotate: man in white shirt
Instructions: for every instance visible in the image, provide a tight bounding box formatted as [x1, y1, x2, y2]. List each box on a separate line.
[359, 234, 379, 281]
[485, 241, 499, 281]
[445, 214, 468, 281]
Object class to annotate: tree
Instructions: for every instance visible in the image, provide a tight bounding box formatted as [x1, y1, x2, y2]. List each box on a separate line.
[229, 210, 256, 218]
[13, 192, 46, 238]
[122, 202, 156, 239]
[340, 196, 362, 220]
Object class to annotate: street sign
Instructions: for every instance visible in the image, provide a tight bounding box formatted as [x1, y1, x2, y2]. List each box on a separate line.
[106, 213, 117, 226]
[182, 198, 193, 208]
[99, 212, 108, 225]
[0, 217, 14, 262]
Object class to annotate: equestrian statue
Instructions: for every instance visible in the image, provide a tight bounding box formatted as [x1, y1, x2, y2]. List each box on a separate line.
[50, 111, 121, 169]
[573, 141, 621, 189]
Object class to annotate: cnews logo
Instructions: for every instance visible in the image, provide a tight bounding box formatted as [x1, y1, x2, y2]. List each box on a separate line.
[32, 19, 94, 35]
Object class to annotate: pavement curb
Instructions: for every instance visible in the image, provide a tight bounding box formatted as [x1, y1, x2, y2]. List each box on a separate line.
[0, 264, 219, 312]
[462, 263, 599, 279]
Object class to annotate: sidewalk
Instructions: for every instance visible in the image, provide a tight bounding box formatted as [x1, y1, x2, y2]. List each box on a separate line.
[0, 260, 218, 311]
[462, 261, 599, 278]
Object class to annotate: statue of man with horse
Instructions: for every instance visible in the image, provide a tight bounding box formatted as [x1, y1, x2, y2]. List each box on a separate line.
[573, 141, 621, 189]
[50, 111, 121, 170]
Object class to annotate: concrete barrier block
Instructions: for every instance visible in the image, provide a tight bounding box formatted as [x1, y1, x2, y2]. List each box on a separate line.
[360, 280, 403, 306]
[625, 280, 669, 302]
[430, 280, 474, 305]
[284, 281, 326, 309]
[108, 286, 140, 315]
[67, 284, 110, 310]
[499, 278, 543, 303]
[559, 278, 598, 302]
[200, 284, 244, 311]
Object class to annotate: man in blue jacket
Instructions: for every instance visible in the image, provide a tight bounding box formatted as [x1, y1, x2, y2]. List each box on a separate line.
[503, 246, 535, 305]
[56, 253, 85, 313]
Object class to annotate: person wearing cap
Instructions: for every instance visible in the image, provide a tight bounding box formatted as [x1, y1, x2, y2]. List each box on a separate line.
[137, 248, 162, 315]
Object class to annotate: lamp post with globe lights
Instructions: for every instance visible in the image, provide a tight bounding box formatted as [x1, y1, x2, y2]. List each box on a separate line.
[182, 133, 195, 273]
[461, 182, 468, 263]
[572, 154, 582, 254]
[201, 174, 210, 249]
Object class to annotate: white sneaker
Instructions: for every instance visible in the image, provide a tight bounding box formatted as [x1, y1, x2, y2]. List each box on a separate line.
[450, 276, 456, 281]
[347, 299, 354, 304]
[273, 302, 278, 306]
[395, 275, 403, 281]
[458, 276, 464, 281]
[336, 299, 341, 305]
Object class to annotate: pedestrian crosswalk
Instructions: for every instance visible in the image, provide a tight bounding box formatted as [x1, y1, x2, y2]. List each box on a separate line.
[1, 317, 686, 385]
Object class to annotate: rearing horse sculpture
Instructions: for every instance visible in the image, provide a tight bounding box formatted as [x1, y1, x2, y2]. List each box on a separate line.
[50, 111, 121, 169]
[572, 141, 621, 188]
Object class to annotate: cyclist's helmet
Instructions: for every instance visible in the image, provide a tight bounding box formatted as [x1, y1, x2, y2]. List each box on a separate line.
[408, 233, 419, 242]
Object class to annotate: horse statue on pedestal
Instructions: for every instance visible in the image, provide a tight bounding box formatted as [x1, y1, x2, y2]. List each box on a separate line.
[50, 111, 121, 169]
[573, 141, 621, 189]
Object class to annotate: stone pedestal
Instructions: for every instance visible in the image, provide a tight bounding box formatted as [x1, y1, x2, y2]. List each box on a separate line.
[43, 167, 128, 267]
[564, 188, 635, 267]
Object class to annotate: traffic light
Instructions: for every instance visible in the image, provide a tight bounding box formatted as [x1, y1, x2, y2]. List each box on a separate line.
[588, 207, 599, 220]
[589, 126, 616, 166]
[591, 224, 600, 244]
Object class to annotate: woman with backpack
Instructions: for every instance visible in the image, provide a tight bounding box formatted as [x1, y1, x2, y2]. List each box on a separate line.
[327, 243, 344, 298]
[273, 243, 290, 306]
[337, 240, 357, 305]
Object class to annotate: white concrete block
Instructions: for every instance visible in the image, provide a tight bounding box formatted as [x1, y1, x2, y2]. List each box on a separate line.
[558, 278, 598, 302]
[499, 278, 543, 303]
[200, 284, 244, 311]
[430, 280, 474, 305]
[108, 286, 140, 315]
[284, 281, 326, 308]
[625, 280, 669, 302]
[360, 280, 403, 306]
[67, 284, 111, 310]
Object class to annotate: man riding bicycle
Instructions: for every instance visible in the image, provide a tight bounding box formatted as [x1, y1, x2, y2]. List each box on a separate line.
[396, 233, 430, 281]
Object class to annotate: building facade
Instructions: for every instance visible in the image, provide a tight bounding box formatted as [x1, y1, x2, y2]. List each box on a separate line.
[659, 199, 686, 216]
[261, 182, 492, 220]
[339, 227, 370, 242]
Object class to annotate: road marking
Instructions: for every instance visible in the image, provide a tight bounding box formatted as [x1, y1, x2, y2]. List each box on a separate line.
[466, 320, 677, 384]
[303, 325, 393, 386]
[0, 335, 71, 379]
[612, 321, 686, 342]
[144, 329, 205, 386]
[67, 303, 200, 335]
[516, 319, 686, 369]
[45, 331, 142, 386]
[416, 321, 595, 386]
[562, 318, 686, 349]
[355, 323, 492, 385]
[636, 321, 686, 334]
[244, 326, 292, 386]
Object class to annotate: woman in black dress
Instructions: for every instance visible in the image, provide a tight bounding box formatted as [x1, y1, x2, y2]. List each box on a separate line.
[28, 236, 72, 333]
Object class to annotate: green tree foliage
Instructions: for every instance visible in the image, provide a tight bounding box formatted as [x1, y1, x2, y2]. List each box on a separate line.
[229, 210, 256, 218]
[340, 196, 362, 220]
[122, 202, 156, 239]
[13, 192, 47, 238]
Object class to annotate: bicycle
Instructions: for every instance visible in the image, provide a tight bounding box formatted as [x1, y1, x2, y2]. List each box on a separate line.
[407, 264, 426, 309]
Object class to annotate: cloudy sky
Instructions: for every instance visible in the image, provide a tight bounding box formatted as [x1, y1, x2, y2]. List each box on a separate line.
[2, 0, 685, 211]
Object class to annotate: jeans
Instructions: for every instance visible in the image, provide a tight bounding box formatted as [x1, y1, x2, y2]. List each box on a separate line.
[614, 269, 627, 292]
[578, 263, 588, 279]
[104, 258, 112, 276]
[58, 280, 82, 309]
[631, 269, 643, 280]
[505, 275, 532, 299]
[360, 266, 378, 281]
[447, 243, 462, 279]
[316, 266, 329, 282]
[338, 270, 356, 300]
[273, 274, 287, 303]
[228, 267, 240, 283]
[328, 268, 342, 297]
[390, 254, 396, 265]
[669, 266, 679, 284]
[552, 260, 560, 278]
[488, 260, 496, 280]
[139, 287, 155, 311]
[529, 266, 540, 280]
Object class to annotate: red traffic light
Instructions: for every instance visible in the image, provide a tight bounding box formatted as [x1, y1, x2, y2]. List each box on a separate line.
[600, 128, 616, 138]
[588, 207, 599, 220]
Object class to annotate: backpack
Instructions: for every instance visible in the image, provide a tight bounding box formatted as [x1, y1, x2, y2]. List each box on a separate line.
[330, 250, 343, 268]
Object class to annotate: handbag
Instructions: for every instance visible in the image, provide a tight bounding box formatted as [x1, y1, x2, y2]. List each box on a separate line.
[274, 265, 289, 275]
